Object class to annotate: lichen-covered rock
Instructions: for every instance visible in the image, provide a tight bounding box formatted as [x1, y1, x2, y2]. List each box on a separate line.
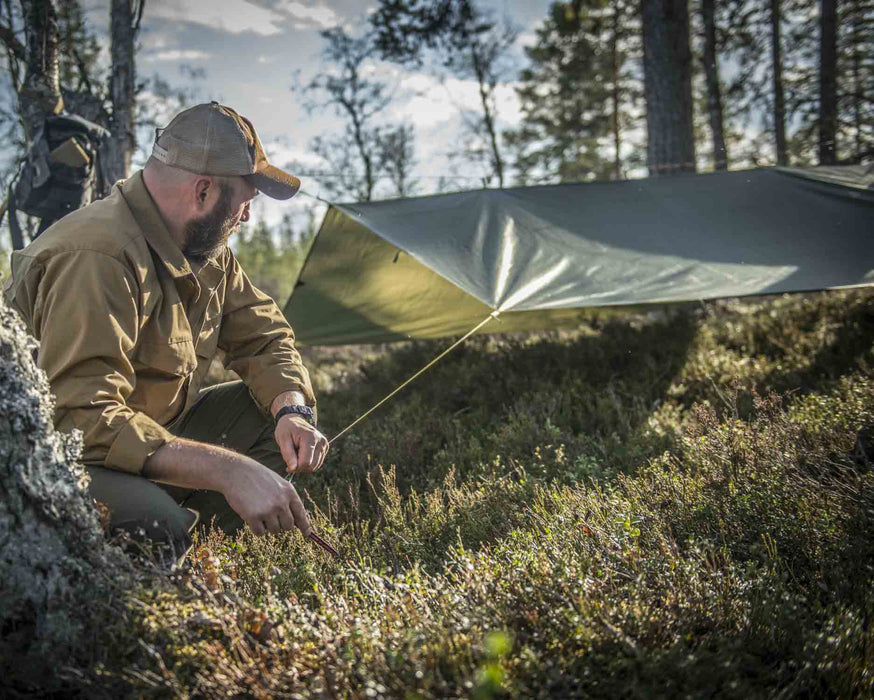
[0, 294, 130, 688]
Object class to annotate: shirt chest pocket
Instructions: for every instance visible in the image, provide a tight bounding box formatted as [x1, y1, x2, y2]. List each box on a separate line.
[134, 293, 198, 377]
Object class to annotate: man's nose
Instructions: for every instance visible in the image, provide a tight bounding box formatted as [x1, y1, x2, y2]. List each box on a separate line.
[240, 202, 251, 222]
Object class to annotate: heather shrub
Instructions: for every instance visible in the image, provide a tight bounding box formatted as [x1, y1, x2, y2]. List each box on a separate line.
[36, 289, 874, 697]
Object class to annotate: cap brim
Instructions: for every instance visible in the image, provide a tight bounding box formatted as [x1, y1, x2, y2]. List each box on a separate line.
[245, 164, 301, 200]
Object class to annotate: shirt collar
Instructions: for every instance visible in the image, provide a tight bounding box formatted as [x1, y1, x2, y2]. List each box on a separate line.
[120, 170, 194, 280]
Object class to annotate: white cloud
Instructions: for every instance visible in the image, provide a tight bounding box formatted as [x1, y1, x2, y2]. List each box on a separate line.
[276, 1, 342, 30]
[517, 31, 537, 48]
[141, 32, 170, 51]
[389, 73, 522, 130]
[264, 141, 324, 170]
[147, 0, 286, 35]
[258, 55, 274, 64]
[145, 49, 212, 61]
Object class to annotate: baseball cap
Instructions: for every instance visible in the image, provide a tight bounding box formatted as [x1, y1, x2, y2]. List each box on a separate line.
[150, 101, 300, 200]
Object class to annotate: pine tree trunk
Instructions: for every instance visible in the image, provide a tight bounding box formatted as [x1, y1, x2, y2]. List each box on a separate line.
[850, 8, 862, 160]
[770, 0, 788, 166]
[105, 0, 139, 184]
[611, 4, 623, 179]
[19, 0, 63, 142]
[701, 0, 728, 170]
[641, 0, 696, 175]
[9, 0, 63, 249]
[0, 295, 130, 689]
[818, 0, 838, 164]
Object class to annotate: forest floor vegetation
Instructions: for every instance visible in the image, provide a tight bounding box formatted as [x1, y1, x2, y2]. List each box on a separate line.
[26, 289, 874, 697]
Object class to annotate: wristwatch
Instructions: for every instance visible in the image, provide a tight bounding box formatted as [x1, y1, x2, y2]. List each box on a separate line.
[274, 404, 316, 427]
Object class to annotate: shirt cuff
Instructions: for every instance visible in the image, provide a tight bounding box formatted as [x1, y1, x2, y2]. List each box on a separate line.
[104, 411, 178, 474]
[247, 364, 316, 414]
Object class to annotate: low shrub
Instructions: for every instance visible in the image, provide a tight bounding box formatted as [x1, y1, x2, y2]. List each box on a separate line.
[62, 290, 874, 696]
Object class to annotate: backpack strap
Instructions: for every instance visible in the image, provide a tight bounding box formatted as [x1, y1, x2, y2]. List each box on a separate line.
[5, 185, 25, 251]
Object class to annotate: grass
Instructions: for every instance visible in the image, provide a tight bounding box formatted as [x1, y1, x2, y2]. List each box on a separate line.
[37, 289, 874, 696]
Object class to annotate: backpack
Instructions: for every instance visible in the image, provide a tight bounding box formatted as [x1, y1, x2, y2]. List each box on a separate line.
[5, 113, 110, 249]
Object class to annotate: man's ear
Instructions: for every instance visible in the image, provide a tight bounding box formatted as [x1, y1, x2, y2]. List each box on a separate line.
[193, 177, 214, 211]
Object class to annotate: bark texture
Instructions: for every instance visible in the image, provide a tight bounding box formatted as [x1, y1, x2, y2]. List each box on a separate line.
[818, 0, 838, 164]
[106, 0, 140, 184]
[642, 0, 696, 175]
[0, 295, 130, 690]
[770, 0, 788, 165]
[701, 0, 728, 170]
[19, 0, 63, 141]
[610, 3, 623, 179]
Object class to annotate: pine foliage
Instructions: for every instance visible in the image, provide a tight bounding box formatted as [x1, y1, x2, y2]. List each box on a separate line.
[506, 0, 644, 184]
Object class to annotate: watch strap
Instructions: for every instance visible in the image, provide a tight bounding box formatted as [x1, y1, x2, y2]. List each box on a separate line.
[274, 404, 315, 427]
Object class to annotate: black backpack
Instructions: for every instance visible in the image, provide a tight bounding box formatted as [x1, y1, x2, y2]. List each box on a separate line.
[5, 113, 110, 249]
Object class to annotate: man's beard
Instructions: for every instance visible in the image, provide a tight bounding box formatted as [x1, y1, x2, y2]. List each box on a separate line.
[183, 183, 237, 264]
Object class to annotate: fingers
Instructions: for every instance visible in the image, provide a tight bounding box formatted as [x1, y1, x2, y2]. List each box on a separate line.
[248, 509, 297, 537]
[312, 436, 329, 471]
[277, 505, 296, 533]
[231, 459, 313, 538]
[297, 435, 316, 473]
[278, 422, 329, 474]
[279, 433, 299, 474]
[263, 514, 281, 534]
[287, 486, 312, 537]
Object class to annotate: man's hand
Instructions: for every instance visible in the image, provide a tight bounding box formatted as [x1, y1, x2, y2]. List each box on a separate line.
[275, 415, 329, 474]
[143, 438, 311, 537]
[221, 457, 311, 536]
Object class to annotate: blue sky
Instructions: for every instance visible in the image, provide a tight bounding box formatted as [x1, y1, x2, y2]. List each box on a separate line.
[89, 0, 557, 228]
[0, 1, 558, 240]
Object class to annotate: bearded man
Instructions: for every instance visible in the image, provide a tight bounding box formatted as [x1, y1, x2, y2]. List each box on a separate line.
[3, 102, 328, 561]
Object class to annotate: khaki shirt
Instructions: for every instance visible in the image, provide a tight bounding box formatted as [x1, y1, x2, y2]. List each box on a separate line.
[3, 171, 314, 474]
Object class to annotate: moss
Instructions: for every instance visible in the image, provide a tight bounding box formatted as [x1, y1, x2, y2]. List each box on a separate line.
[0, 295, 133, 694]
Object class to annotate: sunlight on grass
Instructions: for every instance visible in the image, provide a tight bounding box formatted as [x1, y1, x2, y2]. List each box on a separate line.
[78, 290, 874, 696]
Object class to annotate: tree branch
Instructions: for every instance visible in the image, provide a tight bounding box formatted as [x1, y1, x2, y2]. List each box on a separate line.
[0, 22, 25, 60]
[133, 0, 145, 32]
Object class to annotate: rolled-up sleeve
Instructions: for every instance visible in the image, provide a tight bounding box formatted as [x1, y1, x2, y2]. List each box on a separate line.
[17, 251, 176, 473]
[218, 250, 315, 412]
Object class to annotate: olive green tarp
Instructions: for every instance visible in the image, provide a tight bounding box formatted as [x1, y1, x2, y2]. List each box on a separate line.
[283, 165, 874, 346]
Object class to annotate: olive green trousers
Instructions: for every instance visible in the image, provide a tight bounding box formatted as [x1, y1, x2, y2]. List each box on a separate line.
[86, 381, 286, 560]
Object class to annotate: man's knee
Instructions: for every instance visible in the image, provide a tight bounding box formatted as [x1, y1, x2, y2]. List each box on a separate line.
[112, 508, 198, 552]
[86, 466, 198, 555]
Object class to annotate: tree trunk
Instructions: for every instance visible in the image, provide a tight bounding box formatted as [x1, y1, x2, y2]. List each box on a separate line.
[770, 0, 788, 166]
[818, 0, 838, 164]
[641, 0, 696, 175]
[7, 0, 63, 249]
[346, 103, 374, 201]
[19, 0, 63, 142]
[471, 45, 504, 188]
[611, 3, 623, 179]
[701, 0, 728, 170]
[106, 0, 140, 184]
[0, 295, 130, 689]
[850, 7, 862, 160]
